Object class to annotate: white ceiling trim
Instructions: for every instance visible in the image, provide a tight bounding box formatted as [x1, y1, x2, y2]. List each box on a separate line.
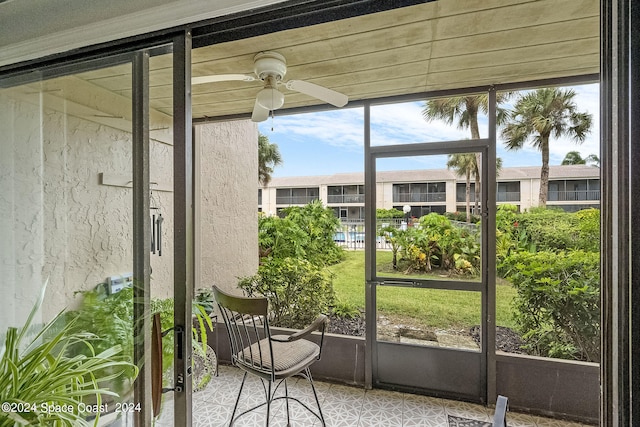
[0, 0, 287, 68]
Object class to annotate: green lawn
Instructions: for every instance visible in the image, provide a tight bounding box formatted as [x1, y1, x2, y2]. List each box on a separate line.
[328, 250, 517, 330]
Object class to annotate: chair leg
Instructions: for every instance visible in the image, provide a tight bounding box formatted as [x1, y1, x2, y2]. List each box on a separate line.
[230, 371, 248, 427]
[265, 379, 272, 427]
[284, 379, 291, 427]
[306, 367, 325, 427]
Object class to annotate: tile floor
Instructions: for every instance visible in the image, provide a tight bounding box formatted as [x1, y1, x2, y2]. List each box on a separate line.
[155, 365, 590, 427]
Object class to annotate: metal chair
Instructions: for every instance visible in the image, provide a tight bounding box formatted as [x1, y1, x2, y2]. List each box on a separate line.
[213, 285, 328, 426]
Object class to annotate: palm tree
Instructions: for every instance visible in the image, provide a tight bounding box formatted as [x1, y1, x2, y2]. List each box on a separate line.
[258, 133, 283, 186]
[447, 153, 475, 223]
[423, 93, 511, 212]
[562, 150, 600, 167]
[561, 150, 586, 165]
[447, 154, 503, 223]
[501, 88, 592, 207]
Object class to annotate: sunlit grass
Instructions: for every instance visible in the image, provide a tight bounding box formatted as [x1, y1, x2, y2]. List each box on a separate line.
[328, 250, 517, 330]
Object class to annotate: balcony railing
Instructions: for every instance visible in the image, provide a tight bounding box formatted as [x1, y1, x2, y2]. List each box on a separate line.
[548, 190, 600, 201]
[457, 192, 522, 203]
[327, 194, 365, 204]
[456, 193, 477, 203]
[276, 196, 319, 205]
[497, 191, 521, 202]
[394, 192, 446, 203]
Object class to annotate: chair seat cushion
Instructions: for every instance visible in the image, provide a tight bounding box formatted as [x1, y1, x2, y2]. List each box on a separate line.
[236, 335, 320, 375]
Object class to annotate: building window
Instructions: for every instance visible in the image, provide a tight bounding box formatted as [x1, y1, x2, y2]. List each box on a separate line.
[332, 206, 365, 221]
[497, 181, 520, 202]
[456, 182, 521, 203]
[393, 182, 446, 203]
[456, 183, 477, 203]
[258, 189, 262, 206]
[548, 179, 600, 201]
[327, 185, 365, 203]
[276, 187, 320, 205]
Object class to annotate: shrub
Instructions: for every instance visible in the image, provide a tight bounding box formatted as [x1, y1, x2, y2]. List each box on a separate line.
[238, 257, 335, 329]
[378, 225, 405, 269]
[515, 208, 600, 251]
[384, 213, 480, 275]
[503, 250, 600, 361]
[445, 211, 481, 223]
[575, 208, 600, 252]
[267, 200, 344, 266]
[331, 300, 361, 319]
[376, 208, 404, 219]
[258, 214, 309, 260]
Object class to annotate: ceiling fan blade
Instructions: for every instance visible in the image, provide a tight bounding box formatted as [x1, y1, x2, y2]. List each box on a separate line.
[285, 80, 348, 107]
[192, 74, 256, 85]
[251, 98, 270, 122]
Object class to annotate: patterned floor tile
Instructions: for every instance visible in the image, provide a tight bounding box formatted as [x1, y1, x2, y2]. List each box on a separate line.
[403, 394, 447, 413]
[363, 388, 404, 410]
[320, 399, 363, 425]
[193, 404, 233, 427]
[403, 396, 448, 427]
[403, 412, 450, 427]
[500, 411, 537, 427]
[324, 384, 366, 405]
[358, 405, 403, 426]
[155, 365, 592, 427]
[444, 400, 491, 422]
[286, 378, 331, 406]
[269, 399, 322, 426]
[229, 409, 269, 426]
[534, 416, 584, 427]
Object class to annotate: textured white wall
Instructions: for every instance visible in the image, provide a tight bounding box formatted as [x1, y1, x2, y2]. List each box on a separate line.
[196, 121, 259, 295]
[0, 92, 45, 329]
[1, 88, 258, 327]
[0, 89, 176, 325]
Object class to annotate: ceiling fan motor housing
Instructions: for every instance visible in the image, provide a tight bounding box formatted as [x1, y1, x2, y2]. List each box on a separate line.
[254, 51, 287, 81]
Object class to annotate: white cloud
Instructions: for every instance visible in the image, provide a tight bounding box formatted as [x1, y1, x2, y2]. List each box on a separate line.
[262, 83, 600, 171]
[259, 108, 364, 151]
[370, 102, 469, 146]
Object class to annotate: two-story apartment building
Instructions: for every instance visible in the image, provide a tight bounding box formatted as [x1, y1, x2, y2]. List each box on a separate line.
[259, 164, 600, 218]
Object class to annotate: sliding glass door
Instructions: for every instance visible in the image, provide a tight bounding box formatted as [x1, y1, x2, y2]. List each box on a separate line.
[0, 33, 193, 426]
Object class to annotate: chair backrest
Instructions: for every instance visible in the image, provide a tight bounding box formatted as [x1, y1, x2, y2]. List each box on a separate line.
[213, 286, 273, 375]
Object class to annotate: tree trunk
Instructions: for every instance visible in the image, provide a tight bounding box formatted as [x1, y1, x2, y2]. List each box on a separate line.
[539, 135, 550, 207]
[465, 169, 471, 223]
[468, 105, 482, 214]
[474, 159, 480, 215]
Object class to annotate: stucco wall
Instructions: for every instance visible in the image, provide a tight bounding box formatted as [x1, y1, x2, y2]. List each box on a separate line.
[0, 92, 46, 329]
[0, 88, 176, 325]
[1, 86, 258, 328]
[196, 121, 259, 295]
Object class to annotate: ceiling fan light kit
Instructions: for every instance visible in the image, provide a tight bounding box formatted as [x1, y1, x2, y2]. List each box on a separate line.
[256, 87, 285, 110]
[192, 50, 349, 122]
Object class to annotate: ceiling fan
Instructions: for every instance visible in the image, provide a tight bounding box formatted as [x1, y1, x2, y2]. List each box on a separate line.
[192, 51, 349, 122]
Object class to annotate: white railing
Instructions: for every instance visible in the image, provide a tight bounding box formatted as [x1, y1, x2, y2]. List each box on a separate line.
[333, 218, 479, 250]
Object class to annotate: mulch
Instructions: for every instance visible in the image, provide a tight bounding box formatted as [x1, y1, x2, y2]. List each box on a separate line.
[327, 315, 527, 355]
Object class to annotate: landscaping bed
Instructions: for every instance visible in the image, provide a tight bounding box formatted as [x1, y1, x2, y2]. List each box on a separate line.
[327, 314, 527, 354]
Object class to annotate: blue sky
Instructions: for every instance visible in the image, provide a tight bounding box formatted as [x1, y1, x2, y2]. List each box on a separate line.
[258, 84, 600, 177]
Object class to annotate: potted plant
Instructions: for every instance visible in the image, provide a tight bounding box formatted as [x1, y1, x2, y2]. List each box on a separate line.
[0, 281, 136, 426]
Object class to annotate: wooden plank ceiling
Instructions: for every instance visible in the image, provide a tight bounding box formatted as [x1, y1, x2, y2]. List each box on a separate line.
[62, 0, 602, 121]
